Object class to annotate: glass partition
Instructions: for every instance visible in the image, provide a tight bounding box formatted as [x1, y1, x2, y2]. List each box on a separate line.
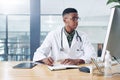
[8, 15, 30, 61]
[40, 15, 64, 44]
[0, 15, 6, 61]
[0, 0, 30, 61]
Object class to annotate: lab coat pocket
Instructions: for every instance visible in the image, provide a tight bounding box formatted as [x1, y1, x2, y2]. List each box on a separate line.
[76, 48, 84, 56]
[71, 43, 84, 58]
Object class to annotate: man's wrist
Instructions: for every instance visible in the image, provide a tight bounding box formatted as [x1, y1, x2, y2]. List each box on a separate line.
[76, 59, 85, 65]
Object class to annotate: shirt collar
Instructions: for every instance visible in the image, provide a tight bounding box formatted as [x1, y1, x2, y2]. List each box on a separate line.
[63, 27, 75, 37]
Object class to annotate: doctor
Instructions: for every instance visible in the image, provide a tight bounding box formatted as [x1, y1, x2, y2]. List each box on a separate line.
[33, 8, 96, 66]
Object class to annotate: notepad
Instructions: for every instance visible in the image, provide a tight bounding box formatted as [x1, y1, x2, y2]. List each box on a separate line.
[48, 64, 80, 71]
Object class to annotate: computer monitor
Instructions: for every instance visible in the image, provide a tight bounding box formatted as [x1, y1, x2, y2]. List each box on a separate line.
[101, 8, 120, 61]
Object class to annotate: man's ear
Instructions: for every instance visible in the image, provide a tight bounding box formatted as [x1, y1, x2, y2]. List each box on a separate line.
[64, 18, 69, 27]
[63, 17, 68, 23]
[63, 18, 66, 23]
[63, 15, 68, 23]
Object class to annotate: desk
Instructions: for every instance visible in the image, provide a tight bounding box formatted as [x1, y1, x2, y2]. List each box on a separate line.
[0, 62, 120, 80]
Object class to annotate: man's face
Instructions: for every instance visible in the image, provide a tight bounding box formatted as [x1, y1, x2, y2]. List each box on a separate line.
[63, 13, 79, 31]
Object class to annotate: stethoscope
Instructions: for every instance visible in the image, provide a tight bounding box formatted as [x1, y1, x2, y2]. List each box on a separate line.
[60, 27, 83, 51]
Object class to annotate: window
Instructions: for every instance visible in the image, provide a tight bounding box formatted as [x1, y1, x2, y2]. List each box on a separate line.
[0, 0, 30, 61]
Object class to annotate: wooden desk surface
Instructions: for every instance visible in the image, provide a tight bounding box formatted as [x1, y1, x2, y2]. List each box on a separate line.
[0, 61, 120, 80]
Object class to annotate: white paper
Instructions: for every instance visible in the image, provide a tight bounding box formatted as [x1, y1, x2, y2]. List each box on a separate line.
[48, 64, 80, 71]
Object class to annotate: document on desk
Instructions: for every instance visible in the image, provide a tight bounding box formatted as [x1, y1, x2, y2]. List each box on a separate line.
[48, 64, 80, 71]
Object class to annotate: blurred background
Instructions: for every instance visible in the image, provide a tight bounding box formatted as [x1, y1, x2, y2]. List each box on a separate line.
[0, 0, 115, 61]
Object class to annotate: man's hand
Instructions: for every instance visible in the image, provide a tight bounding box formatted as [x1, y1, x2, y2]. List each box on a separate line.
[60, 58, 85, 65]
[41, 57, 54, 66]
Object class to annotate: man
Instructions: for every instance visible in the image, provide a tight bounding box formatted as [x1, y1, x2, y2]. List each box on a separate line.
[33, 8, 96, 66]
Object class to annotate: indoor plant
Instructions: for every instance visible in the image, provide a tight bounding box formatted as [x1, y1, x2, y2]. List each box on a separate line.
[107, 0, 120, 7]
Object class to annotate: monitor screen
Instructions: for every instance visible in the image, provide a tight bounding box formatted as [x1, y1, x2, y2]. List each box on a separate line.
[101, 8, 120, 61]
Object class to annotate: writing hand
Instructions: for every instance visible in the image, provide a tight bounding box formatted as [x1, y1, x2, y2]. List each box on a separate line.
[41, 57, 54, 66]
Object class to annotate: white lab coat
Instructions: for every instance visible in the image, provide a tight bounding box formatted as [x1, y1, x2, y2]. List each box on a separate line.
[33, 27, 96, 63]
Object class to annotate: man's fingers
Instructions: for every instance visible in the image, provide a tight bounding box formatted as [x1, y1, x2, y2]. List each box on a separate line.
[61, 59, 69, 64]
[66, 61, 72, 65]
[46, 57, 54, 66]
[41, 57, 54, 66]
[48, 57, 54, 64]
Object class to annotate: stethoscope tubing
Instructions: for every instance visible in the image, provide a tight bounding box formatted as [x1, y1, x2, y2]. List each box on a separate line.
[60, 27, 82, 51]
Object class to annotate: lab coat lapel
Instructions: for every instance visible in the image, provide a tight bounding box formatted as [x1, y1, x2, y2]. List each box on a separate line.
[63, 31, 70, 50]
[71, 32, 77, 48]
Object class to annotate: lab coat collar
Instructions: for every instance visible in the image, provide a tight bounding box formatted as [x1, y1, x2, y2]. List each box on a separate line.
[71, 32, 77, 48]
[62, 30, 77, 50]
[63, 30, 70, 50]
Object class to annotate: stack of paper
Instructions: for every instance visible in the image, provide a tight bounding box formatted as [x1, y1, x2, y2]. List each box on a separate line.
[48, 64, 80, 71]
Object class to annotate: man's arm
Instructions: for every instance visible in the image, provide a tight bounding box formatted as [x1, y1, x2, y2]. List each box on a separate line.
[33, 32, 53, 62]
[79, 33, 97, 63]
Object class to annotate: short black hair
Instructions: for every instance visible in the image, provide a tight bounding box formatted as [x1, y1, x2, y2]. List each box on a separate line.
[62, 8, 78, 17]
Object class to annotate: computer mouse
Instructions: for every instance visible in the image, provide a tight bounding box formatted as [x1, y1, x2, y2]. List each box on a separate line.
[79, 67, 90, 73]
